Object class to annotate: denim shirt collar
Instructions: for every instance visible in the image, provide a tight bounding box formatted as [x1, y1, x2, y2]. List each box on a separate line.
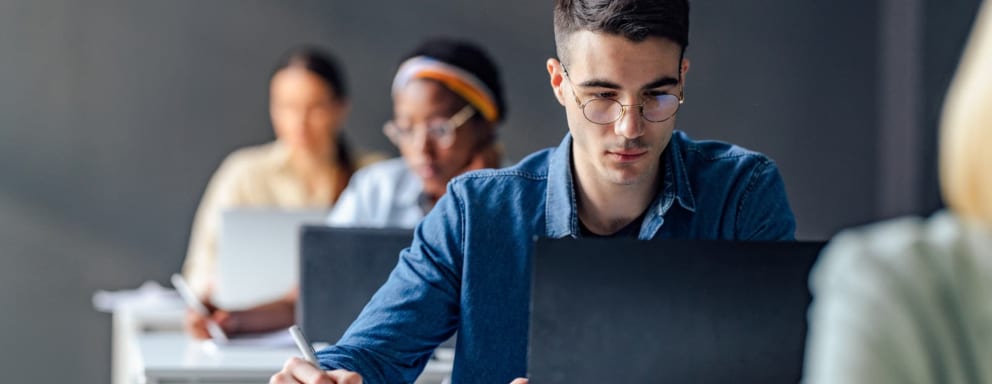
[544, 132, 696, 239]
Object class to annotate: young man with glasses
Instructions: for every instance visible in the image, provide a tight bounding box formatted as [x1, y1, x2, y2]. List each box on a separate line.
[326, 38, 504, 228]
[271, 1, 795, 383]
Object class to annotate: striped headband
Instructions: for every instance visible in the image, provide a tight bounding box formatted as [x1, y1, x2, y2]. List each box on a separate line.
[391, 56, 500, 123]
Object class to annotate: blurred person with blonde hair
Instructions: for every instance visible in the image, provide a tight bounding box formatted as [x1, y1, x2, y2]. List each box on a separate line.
[804, 1, 992, 382]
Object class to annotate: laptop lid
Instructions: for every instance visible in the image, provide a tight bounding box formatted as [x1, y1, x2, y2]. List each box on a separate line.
[298, 226, 414, 344]
[528, 238, 825, 383]
[214, 208, 326, 310]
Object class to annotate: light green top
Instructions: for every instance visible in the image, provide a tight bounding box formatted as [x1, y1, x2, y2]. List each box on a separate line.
[804, 212, 992, 383]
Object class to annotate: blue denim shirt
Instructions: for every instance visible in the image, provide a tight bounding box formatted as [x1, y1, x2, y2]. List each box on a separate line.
[316, 131, 796, 383]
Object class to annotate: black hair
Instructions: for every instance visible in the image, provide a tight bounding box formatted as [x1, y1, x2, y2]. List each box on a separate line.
[553, 0, 690, 63]
[273, 46, 349, 99]
[401, 38, 508, 123]
[272, 46, 354, 174]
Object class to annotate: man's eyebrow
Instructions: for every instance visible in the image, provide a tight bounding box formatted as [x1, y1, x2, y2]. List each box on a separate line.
[643, 76, 680, 89]
[575, 76, 680, 90]
[576, 79, 621, 89]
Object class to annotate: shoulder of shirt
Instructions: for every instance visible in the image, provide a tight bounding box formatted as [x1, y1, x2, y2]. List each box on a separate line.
[817, 212, 974, 284]
[354, 151, 389, 169]
[448, 146, 554, 188]
[675, 131, 774, 166]
[213, 142, 283, 180]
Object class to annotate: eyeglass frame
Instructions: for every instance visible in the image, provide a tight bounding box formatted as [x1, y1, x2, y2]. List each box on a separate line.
[382, 104, 477, 149]
[560, 63, 685, 125]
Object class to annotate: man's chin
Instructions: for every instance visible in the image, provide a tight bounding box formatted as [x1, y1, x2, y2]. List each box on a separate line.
[603, 164, 650, 186]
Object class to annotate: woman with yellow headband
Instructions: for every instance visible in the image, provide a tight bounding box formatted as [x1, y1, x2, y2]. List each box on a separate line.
[328, 38, 505, 227]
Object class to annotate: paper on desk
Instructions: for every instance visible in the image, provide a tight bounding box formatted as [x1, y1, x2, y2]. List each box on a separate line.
[211, 329, 296, 348]
[92, 280, 182, 313]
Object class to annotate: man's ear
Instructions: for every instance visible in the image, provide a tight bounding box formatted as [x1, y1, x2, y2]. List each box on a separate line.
[547, 58, 567, 106]
[680, 57, 691, 84]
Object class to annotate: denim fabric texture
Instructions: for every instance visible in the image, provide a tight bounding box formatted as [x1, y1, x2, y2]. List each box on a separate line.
[316, 131, 796, 383]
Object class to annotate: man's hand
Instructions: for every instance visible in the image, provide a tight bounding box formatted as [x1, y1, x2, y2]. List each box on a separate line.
[269, 357, 363, 384]
[510, 378, 528, 384]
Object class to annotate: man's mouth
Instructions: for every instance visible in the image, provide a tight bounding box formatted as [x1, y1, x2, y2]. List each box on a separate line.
[606, 149, 648, 163]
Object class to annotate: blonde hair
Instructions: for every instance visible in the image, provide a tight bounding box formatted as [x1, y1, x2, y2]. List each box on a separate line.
[940, 0, 992, 223]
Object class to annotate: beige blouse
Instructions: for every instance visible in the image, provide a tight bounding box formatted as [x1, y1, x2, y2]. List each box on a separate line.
[182, 141, 377, 295]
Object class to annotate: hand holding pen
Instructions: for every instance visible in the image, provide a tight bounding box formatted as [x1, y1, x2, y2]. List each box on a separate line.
[171, 274, 229, 342]
[270, 325, 364, 384]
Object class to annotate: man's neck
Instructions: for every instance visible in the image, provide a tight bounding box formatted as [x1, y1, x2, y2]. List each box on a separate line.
[573, 161, 661, 236]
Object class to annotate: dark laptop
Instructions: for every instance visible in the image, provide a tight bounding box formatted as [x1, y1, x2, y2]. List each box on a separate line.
[298, 226, 414, 344]
[528, 238, 825, 383]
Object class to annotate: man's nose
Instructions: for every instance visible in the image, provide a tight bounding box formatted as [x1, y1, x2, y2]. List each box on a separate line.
[614, 104, 644, 139]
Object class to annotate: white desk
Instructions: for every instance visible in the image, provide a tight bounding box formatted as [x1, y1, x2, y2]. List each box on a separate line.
[112, 298, 186, 384]
[136, 331, 297, 384]
[113, 300, 453, 384]
[134, 331, 453, 384]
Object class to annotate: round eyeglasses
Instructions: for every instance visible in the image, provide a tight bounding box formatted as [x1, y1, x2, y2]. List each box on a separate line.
[383, 105, 476, 149]
[562, 66, 684, 125]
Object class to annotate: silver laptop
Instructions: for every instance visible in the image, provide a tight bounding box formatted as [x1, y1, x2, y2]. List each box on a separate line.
[213, 208, 326, 310]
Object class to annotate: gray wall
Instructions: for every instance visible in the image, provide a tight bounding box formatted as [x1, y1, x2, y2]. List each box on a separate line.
[0, 0, 979, 382]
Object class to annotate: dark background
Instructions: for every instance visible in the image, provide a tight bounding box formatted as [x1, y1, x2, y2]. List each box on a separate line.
[0, 0, 982, 381]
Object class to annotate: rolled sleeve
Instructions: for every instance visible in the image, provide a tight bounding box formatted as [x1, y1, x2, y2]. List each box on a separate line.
[316, 183, 464, 383]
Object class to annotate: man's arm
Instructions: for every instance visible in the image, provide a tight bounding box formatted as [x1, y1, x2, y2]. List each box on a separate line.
[735, 159, 796, 240]
[313, 184, 466, 382]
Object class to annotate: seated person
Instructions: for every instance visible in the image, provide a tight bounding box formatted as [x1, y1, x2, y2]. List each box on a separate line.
[270, 0, 796, 383]
[328, 38, 506, 228]
[803, 2, 992, 383]
[182, 47, 378, 339]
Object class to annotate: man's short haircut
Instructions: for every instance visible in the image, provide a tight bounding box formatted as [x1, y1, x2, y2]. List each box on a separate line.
[553, 0, 690, 64]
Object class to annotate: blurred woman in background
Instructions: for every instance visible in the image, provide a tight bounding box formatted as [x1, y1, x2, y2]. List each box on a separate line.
[182, 47, 377, 338]
[327, 38, 505, 228]
[804, 1, 992, 382]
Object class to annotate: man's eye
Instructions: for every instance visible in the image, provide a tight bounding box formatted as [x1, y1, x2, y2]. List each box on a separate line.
[645, 90, 670, 97]
[593, 92, 617, 99]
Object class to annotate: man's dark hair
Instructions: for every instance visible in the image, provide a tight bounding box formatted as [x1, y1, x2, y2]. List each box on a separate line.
[553, 0, 690, 64]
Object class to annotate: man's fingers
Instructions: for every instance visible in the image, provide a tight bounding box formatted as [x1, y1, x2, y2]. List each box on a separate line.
[271, 357, 362, 384]
[285, 357, 335, 384]
[509, 379, 529, 384]
[326, 369, 363, 384]
[269, 371, 299, 384]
